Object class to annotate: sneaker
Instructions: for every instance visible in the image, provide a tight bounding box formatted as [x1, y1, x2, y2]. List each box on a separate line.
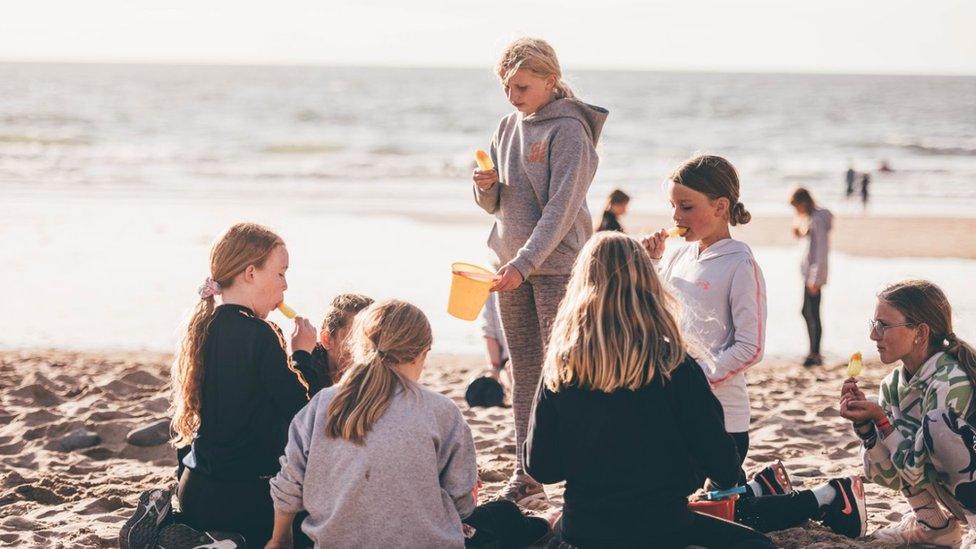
[752, 460, 794, 496]
[872, 513, 962, 547]
[119, 488, 172, 549]
[802, 354, 824, 368]
[495, 474, 548, 508]
[822, 476, 868, 539]
[156, 523, 246, 549]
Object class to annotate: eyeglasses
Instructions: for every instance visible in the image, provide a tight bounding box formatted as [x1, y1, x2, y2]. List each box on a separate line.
[868, 319, 915, 337]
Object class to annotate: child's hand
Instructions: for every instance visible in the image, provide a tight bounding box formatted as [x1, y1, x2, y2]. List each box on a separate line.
[472, 169, 498, 191]
[491, 265, 524, 292]
[840, 378, 865, 400]
[640, 229, 668, 260]
[291, 317, 317, 354]
[840, 398, 884, 424]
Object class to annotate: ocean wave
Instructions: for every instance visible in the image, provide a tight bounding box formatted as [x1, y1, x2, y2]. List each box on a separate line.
[262, 143, 346, 154]
[0, 134, 90, 146]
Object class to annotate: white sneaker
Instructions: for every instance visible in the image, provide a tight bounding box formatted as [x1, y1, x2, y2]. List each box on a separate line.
[873, 513, 963, 547]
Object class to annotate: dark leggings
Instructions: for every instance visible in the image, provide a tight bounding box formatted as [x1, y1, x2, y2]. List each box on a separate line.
[547, 512, 775, 549]
[731, 432, 749, 485]
[737, 490, 821, 533]
[801, 287, 822, 355]
[178, 469, 312, 548]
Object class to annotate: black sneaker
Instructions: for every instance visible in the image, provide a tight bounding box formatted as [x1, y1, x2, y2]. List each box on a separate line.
[156, 523, 246, 549]
[821, 476, 867, 538]
[752, 460, 794, 496]
[119, 488, 172, 549]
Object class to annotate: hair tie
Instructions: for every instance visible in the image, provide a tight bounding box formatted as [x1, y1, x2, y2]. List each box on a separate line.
[197, 277, 222, 300]
[947, 332, 958, 343]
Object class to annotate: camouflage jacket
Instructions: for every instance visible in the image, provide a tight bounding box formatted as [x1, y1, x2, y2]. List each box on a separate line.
[863, 352, 974, 491]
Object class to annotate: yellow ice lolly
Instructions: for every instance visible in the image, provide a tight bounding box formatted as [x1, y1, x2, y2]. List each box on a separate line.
[277, 302, 298, 319]
[847, 352, 863, 377]
[475, 150, 495, 171]
[666, 226, 689, 238]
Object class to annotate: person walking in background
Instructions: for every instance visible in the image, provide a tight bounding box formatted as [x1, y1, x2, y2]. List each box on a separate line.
[790, 188, 833, 368]
[845, 165, 856, 199]
[860, 172, 871, 208]
[596, 189, 630, 232]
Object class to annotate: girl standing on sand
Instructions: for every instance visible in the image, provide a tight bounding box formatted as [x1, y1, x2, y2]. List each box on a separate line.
[267, 300, 550, 549]
[471, 37, 608, 504]
[642, 154, 767, 483]
[789, 187, 833, 368]
[842, 280, 976, 546]
[527, 232, 865, 548]
[129, 223, 321, 547]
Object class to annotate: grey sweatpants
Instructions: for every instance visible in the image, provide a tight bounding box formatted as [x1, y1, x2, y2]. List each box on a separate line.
[497, 275, 570, 472]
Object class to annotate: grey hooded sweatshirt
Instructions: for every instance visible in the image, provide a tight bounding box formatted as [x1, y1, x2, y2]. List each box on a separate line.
[800, 207, 833, 288]
[473, 98, 609, 277]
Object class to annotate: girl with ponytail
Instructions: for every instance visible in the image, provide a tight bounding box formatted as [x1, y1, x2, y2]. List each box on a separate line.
[471, 36, 609, 505]
[841, 280, 976, 546]
[169, 222, 319, 546]
[642, 154, 767, 482]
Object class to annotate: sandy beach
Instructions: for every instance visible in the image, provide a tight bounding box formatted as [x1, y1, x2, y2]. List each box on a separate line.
[0, 348, 908, 548]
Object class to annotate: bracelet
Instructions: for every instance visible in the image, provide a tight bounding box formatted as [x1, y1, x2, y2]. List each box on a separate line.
[875, 417, 891, 430]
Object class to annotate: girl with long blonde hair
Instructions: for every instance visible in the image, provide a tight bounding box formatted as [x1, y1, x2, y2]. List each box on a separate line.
[124, 223, 320, 548]
[526, 232, 778, 548]
[471, 36, 609, 504]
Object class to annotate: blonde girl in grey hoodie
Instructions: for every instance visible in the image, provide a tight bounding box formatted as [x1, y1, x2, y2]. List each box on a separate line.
[472, 37, 608, 505]
[642, 154, 767, 484]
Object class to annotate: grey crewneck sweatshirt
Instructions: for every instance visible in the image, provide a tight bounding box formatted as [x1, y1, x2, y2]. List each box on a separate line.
[270, 382, 477, 548]
[800, 207, 833, 287]
[473, 97, 609, 277]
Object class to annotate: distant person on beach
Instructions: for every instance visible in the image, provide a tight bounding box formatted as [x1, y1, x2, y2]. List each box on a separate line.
[642, 154, 766, 484]
[597, 189, 630, 232]
[312, 293, 374, 386]
[120, 223, 326, 548]
[845, 165, 856, 199]
[790, 188, 833, 368]
[860, 172, 871, 207]
[527, 232, 864, 547]
[267, 300, 550, 548]
[841, 280, 976, 546]
[471, 37, 607, 505]
[878, 160, 893, 173]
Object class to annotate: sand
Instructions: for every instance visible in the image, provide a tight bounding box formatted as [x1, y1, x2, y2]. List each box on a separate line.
[0, 348, 913, 548]
[626, 213, 976, 261]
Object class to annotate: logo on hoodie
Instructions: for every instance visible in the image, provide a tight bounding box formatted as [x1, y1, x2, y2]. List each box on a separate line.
[527, 140, 547, 164]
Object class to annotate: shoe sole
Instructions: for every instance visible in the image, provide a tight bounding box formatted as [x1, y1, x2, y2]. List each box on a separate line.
[849, 476, 867, 538]
[771, 460, 795, 495]
[120, 489, 171, 549]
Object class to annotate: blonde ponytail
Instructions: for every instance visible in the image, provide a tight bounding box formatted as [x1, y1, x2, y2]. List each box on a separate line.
[325, 300, 432, 444]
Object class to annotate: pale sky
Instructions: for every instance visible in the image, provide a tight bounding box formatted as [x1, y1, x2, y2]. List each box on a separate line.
[2, 0, 975, 74]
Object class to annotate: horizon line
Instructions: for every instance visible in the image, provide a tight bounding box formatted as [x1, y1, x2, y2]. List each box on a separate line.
[0, 58, 973, 78]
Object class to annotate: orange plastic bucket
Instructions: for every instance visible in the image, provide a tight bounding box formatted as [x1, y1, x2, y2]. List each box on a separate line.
[688, 495, 738, 521]
[448, 262, 494, 321]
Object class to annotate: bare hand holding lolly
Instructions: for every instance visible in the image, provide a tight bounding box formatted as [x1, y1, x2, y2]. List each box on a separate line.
[472, 150, 498, 191]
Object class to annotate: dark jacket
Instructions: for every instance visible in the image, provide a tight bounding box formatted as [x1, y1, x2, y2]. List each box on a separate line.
[525, 356, 740, 546]
[182, 304, 325, 480]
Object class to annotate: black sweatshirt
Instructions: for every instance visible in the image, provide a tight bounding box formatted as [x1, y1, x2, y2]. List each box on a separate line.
[183, 304, 326, 481]
[525, 356, 740, 546]
[596, 210, 623, 232]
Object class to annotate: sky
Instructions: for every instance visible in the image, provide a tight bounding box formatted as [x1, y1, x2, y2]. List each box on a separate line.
[2, 0, 975, 75]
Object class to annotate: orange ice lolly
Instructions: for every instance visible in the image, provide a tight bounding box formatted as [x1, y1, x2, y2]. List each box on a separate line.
[666, 226, 688, 238]
[847, 352, 863, 377]
[475, 150, 494, 171]
[277, 302, 298, 319]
